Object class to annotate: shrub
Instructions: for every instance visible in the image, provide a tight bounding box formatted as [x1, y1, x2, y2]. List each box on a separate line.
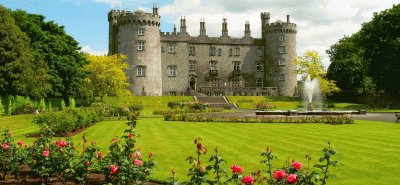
[128, 103, 144, 112]
[0, 98, 4, 116]
[33, 108, 101, 135]
[255, 101, 275, 110]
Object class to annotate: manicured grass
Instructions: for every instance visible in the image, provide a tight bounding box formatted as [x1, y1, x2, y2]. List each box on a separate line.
[2, 114, 400, 184]
[103, 96, 193, 117]
[227, 96, 301, 110]
[135, 118, 400, 184]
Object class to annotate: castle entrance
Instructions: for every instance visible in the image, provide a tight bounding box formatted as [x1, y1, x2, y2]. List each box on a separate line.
[189, 75, 197, 90]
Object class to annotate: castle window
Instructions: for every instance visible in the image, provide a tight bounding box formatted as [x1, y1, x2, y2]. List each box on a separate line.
[211, 79, 220, 87]
[279, 33, 285, 41]
[232, 77, 240, 88]
[168, 43, 176, 53]
[137, 28, 145, 36]
[233, 61, 240, 71]
[257, 48, 263, 57]
[235, 46, 240, 56]
[279, 74, 285, 81]
[168, 65, 177, 77]
[229, 48, 233, 56]
[256, 78, 263, 87]
[256, 62, 263, 72]
[218, 48, 222, 56]
[279, 46, 286, 53]
[279, 58, 286, 66]
[189, 46, 196, 56]
[136, 66, 146, 77]
[137, 41, 145, 51]
[189, 60, 196, 71]
[209, 46, 216, 56]
[210, 61, 218, 71]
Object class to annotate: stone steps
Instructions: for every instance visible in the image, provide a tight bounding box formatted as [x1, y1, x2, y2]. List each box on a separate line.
[195, 96, 236, 109]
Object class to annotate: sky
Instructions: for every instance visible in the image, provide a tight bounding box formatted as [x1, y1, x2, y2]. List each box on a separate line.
[1, 0, 398, 67]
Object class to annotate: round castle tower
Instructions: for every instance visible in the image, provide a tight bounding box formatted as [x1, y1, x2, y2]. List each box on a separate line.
[262, 13, 297, 96]
[108, 7, 162, 96]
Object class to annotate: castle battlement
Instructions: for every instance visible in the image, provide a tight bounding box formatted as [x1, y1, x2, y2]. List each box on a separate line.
[108, 10, 160, 27]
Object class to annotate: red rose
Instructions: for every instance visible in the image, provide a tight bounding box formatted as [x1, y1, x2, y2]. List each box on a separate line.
[97, 152, 102, 159]
[292, 161, 302, 170]
[112, 138, 117, 142]
[17, 141, 23, 145]
[273, 170, 287, 181]
[85, 161, 91, 166]
[135, 151, 142, 159]
[287, 174, 297, 184]
[42, 150, 49, 157]
[148, 152, 153, 158]
[8, 132, 12, 137]
[56, 140, 67, 148]
[230, 165, 243, 174]
[110, 165, 119, 174]
[128, 133, 133, 139]
[2, 143, 9, 150]
[196, 143, 202, 150]
[134, 159, 143, 167]
[241, 175, 254, 185]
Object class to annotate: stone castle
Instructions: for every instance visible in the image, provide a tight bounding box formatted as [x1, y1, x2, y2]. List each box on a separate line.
[108, 4, 297, 96]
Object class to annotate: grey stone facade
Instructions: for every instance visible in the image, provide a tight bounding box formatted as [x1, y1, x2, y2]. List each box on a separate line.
[108, 5, 297, 96]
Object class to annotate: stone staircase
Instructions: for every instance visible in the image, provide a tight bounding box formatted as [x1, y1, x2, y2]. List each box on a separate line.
[195, 96, 236, 109]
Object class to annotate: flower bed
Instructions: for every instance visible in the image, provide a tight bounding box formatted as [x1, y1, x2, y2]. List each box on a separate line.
[164, 114, 355, 124]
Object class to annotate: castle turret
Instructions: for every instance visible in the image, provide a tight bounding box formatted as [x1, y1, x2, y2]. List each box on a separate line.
[244, 21, 251, 37]
[264, 15, 297, 96]
[180, 16, 187, 34]
[108, 9, 163, 96]
[153, 3, 158, 15]
[200, 18, 206, 36]
[222, 18, 228, 37]
[260, 12, 270, 37]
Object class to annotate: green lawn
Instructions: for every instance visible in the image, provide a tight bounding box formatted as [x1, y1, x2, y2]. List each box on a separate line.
[2, 112, 400, 184]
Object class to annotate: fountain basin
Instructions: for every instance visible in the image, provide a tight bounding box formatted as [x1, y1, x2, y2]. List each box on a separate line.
[255, 110, 366, 116]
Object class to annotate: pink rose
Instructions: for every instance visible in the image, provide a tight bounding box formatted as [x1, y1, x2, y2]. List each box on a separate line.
[241, 175, 254, 185]
[85, 161, 91, 166]
[292, 161, 302, 170]
[56, 140, 67, 148]
[134, 159, 143, 167]
[42, 150, 49, 157]
[230, 165, 243, 174]
[2, 143, 9, 151]
[287, 174, 297, 184]
[273, 170, 287, 181]
[17, 141, 23, 145]
[135, 151, 142, 159]
[97, 152, 102, 159]
[110, 165, 119, 174]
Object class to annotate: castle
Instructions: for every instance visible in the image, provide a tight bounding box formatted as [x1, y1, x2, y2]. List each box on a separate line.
[108, 4, 297, 96]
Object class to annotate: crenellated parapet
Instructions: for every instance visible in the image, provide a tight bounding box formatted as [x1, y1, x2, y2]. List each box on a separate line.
[266, 15, 297, 34]
[108, 10, 161, 28]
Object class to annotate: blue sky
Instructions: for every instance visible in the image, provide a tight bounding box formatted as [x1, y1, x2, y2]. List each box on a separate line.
[1, 0, 398, 66]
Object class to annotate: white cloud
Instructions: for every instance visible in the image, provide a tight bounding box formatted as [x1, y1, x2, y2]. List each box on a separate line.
[158, 0, 399, 68]
[81, 46, 107, 56]
[93, 0, 120, 7]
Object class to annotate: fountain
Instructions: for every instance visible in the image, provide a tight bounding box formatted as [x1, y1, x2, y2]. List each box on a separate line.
[255, 75, 365, 116]
[303, 75, 319, 111]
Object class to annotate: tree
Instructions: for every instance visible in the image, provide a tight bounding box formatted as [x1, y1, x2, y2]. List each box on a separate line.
[81, 54, 131, 101]
[327, 4, 400, 101]
[296, 50, 340, 96]
[0, 6, 51, 98]
[358, 4, 400, 100]
[11, 10, 88, 99]
[327, 34, 376, 100]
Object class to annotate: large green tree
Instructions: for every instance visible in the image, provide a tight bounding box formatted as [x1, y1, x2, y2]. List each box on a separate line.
[296, 50, 340, 96]
[0, 6, 51, 98]
[81, 54, 130, 101]
[11, 10, 88, 98]
[327, 4, 400, 101]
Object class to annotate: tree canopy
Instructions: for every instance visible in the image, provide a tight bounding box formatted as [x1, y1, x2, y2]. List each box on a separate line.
[11, 9, 88, 98]
[0, 6, 51, 98]
[327, 4, 400, 101]
[296, 50, 340, 96]
[81, 54, 131, 101]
